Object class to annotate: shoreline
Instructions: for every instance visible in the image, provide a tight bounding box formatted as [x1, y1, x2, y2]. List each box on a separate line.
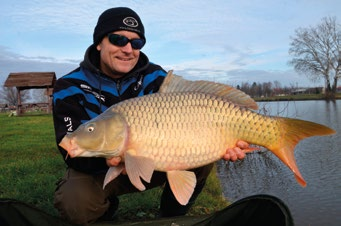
[254, 93, 341, 102]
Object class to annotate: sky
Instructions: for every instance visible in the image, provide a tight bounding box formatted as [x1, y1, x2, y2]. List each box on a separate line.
[0, 0, 340, 88]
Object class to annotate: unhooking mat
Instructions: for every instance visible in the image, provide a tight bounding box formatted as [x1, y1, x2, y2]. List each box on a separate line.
[0, 194, 294, 226]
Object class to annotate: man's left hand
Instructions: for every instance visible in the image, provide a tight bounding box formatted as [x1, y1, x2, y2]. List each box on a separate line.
[223, 140, 257, 162]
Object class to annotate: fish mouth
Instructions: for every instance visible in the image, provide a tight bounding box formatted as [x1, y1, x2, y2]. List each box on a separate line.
[59, 136, 81, 158]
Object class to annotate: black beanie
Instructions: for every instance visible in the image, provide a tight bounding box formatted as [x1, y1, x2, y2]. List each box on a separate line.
[93, 7, 145, 45]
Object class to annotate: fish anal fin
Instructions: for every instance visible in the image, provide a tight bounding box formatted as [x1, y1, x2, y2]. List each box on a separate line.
[160, 70, 258, 110]
[103, 165, 124, 189]
[125, 149, 155, 191]
[167, 170, 196, 205]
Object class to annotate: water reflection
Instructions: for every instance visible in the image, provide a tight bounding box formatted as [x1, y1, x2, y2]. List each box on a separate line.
[217, 100, 341, 226]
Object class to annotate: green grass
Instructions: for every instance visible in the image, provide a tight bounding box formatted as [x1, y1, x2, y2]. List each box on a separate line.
[0, 114, 64, 216]
[0, 113, 228, 220]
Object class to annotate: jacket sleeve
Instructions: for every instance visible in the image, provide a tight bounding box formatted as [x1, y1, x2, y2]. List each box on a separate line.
[52, 77, 108, 173]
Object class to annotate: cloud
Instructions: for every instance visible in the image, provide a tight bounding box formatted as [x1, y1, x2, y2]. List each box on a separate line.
[171, 67, 320, 88]
[0, 0, 337, 90]
[0, 46, 77, 86]
[2, 1, 100, 34]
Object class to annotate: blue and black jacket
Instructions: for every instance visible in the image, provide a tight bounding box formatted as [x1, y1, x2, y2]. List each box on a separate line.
[52, 44, 167, 174]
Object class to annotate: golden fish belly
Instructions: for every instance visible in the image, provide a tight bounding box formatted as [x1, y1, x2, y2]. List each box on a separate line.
[111, 92, 280, 171]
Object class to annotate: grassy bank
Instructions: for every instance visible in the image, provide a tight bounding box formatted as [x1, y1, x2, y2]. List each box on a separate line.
[0, 113, 228, 220]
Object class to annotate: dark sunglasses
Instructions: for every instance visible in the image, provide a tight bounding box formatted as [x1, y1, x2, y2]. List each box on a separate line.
[107, 33, 145, 50]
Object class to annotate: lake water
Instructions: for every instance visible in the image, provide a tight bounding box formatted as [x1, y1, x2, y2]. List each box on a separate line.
[216, 100, 341, 226]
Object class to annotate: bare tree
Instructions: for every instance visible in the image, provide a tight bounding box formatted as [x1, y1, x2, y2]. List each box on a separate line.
[250, 82, 258, 97]
[32, 89, 48, 103]
[273, 80, 282, 95]
[288, 16, 341, 99]
[262, 82, 273, 98]
[240, 82, 251, 95]
[0, 86, 29, 106]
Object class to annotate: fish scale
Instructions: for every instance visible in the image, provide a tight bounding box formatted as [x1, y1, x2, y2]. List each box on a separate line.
[111, 92, 271, 170]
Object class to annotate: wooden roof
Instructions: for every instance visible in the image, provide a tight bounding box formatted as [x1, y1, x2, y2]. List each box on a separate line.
[4, 72, 56, 89]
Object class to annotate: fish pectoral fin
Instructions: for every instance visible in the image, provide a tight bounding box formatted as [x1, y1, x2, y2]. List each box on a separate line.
[125, 149, 155, 191]
[167, 170, 197, 205]
[103, 165, 124, 189]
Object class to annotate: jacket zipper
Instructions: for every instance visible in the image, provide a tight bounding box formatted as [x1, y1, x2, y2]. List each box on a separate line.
[116, 80, 121, 97]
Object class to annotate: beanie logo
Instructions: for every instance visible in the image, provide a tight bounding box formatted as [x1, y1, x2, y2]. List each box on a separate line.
[123, 17, 138, 28]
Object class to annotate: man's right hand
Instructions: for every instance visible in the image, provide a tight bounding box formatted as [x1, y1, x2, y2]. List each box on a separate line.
[106, 157, 122, 167]
[106, 157, 127, 175]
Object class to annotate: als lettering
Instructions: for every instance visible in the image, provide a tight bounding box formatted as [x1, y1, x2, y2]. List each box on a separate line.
[64, 117, 73, 132]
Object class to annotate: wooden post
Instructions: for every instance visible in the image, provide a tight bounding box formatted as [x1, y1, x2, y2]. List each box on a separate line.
[16, 87, 22, 116]
[47, 86, 52, 114]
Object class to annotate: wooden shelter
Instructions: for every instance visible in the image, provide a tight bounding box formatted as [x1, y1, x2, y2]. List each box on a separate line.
[4, 72, 56, 115]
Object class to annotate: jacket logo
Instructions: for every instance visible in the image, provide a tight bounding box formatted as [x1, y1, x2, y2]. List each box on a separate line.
[80, 84, 105, 102]
[64, 117, 73, 132]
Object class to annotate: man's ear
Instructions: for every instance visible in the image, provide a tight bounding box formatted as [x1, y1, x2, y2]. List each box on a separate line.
[96, 43, 101, 51]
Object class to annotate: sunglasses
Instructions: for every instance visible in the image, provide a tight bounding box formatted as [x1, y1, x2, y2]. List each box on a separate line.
[107, 34, 145, 50]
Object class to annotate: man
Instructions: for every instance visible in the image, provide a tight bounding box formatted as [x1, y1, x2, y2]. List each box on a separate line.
[52, 7, 247, 224]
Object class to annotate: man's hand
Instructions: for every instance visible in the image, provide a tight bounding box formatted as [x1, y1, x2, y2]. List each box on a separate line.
[222, 140, 257, 162]
[106, 156, 122, 167]
[106, 156, 127, 174]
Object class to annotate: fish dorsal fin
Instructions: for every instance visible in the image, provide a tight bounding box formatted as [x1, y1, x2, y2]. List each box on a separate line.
[125, 149, 155, 191]
[167, 170, 196, 205]
[159, 70, 258, 110]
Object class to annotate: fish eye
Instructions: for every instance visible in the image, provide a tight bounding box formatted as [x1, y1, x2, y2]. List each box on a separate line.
[86, 124, 95, 133]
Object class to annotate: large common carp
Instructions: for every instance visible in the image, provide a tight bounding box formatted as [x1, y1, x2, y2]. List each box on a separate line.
[59, 71, 336, 205]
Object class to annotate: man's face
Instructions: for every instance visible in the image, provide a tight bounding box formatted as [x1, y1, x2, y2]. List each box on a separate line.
[96, 30, 141, 79]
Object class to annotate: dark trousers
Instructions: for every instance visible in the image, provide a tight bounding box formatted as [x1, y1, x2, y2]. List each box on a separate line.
[54, 163, 214, 225]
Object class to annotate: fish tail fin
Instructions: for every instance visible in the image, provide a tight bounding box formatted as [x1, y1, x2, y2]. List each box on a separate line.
[270, 118, 336, 187]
